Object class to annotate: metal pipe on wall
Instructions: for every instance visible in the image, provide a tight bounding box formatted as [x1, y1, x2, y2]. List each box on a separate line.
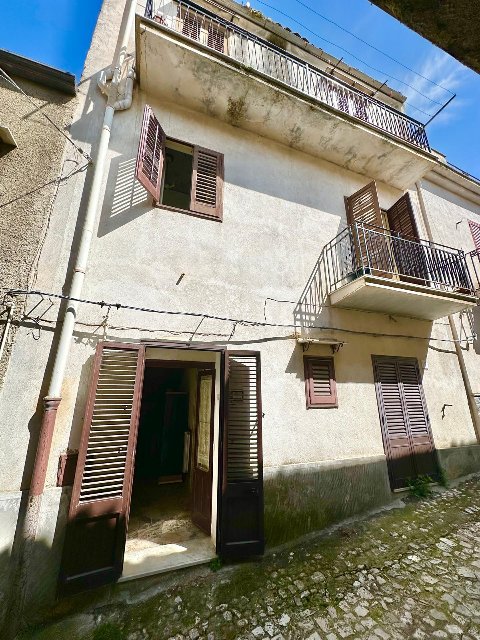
[29, 0, 136, 500]
[415, 181, 480, 442]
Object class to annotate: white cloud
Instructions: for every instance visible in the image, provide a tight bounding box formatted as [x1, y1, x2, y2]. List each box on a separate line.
[402, 50, 469, 129]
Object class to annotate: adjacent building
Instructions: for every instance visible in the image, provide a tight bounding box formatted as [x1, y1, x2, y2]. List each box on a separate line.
[1, 0, 480, 629]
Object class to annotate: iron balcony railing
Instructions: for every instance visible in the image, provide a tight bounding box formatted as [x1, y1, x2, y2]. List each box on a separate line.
[144, 0, 430, 152]
[467, 249, 480, 292]
[323, 223, 474, 296]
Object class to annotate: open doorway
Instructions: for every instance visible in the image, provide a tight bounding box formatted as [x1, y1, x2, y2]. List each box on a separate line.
[122, 361, 217, 580]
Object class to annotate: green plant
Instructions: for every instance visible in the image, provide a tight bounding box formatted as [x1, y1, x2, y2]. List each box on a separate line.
[209, 556, 223, 572]
[92, 622, 124, 640]
[248, 7, 265, 20]
[407, 475, 433, 498]
[438, 467, 449, 488]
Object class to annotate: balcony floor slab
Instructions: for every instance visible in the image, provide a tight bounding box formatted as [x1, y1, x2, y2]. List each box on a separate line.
[329, 275, 477, 320]
[136, 18, 437, 190]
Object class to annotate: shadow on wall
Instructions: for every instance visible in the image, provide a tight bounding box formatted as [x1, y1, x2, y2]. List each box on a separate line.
[97, 155, 149, 237]
[1, 487, 72, 639]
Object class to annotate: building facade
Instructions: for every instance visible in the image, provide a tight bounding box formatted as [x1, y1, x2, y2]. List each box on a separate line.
[1, 0, 480, 629]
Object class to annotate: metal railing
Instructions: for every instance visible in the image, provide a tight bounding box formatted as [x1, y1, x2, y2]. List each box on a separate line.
[467, 249, 480, 293]
[323, 223, 474, 295]
[144, 0, 430, 152]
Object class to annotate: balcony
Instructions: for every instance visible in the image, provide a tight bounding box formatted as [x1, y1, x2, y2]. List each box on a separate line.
[321, 223, 476, 320]
[137, 0, 438, 189]
[467, 250, 480, 294]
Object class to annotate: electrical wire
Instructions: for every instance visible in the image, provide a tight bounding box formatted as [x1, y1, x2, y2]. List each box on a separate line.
[4, 287, 474, 345]
[0, 66, 92, 162]
[252, 0, 446, 114]
[291, 0, 454, 96]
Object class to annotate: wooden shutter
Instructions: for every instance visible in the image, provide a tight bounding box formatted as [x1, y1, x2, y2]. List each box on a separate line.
[373, 356, 438, 490]
[59, 343, 145, 595]
[208, 24, 225, 53]
[387, 193, 419, 241]
[387, 193, 428, 284]
[345, 181, 382, 228]
[397, 359, 438, 479]
[182, 12, 201, 40]
[468, 220, 480, 252]
[304, 357, 337, 408]
[345, 181, 391, 276]
[135, 104, 166, 202]
[190, 146, 224, 219]
[219, 352, 263, 557]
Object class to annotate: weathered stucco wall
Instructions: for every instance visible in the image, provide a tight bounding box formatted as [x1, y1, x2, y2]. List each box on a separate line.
[0, 76, 76, 384]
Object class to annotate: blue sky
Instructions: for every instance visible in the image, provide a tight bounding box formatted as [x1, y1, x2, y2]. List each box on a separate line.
[2, 0, 479, 177]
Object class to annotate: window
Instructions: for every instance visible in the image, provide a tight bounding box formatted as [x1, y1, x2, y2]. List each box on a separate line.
[304, 357, 337, 408]
[135, 105, 224, 220]
[468, 220, 480, 252]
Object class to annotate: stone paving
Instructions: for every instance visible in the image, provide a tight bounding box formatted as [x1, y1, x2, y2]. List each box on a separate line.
[26, 476, 480, 640]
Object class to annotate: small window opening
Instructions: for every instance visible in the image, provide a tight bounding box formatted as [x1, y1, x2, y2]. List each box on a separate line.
[162, 140, 193, 210]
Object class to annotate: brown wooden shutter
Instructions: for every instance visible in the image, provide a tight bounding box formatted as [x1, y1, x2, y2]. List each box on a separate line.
[387, 193, 420, 241]
[190, 146, 224, 219]
[345, 181, 382, 228]
[468, 220, 480, 252]
[397, 359, 438, 479]
[182, 12, 201, 40]
[373, 356, 438, 490]
[345, 181, 392, 276]
[59, 342, 145, 595]
[387, 193, 428, 283]
[219, 352, 264, 557]
[207, 24, 225, 53]
[135, 104, 166, 203]
[304, 357, 337, 408]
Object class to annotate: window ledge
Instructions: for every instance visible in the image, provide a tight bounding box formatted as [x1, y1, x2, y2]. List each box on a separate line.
[155, 203, 222, 222]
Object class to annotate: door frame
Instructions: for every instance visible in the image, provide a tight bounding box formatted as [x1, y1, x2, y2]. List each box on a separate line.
[142, 341, 226, 551]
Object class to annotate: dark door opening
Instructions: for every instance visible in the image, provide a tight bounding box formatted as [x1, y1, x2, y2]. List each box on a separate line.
[124, 362, 216, 577]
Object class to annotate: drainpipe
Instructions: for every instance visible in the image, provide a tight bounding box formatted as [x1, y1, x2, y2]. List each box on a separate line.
[0, 301, 14, 362]
[415, 181, 480, 442]
[28, 0, 136, 500]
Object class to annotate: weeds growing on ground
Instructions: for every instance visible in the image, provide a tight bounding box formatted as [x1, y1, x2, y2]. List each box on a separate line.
[408, 475, 433, 498]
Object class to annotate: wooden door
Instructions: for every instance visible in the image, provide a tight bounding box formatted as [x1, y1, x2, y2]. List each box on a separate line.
[59, 343, 145, 595]
[192, 369, 215, 534]
[373, 356, 438, 490]
[218, 352, 264, 557]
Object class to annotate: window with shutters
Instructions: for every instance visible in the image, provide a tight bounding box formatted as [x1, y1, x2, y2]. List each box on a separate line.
[135, 105, 224, 220]
[468, 220, 480, 252]
[304, 356, 337, 408]
[160, 138, 224, 219]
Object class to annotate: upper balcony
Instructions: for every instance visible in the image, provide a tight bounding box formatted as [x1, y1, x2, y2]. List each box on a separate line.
[137, 0, 438, 189]
[321, 223, 476, 320]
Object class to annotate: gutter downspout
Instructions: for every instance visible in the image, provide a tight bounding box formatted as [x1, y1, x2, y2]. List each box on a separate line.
[415, 181, 480, 442]
[29, 0, 136, 501]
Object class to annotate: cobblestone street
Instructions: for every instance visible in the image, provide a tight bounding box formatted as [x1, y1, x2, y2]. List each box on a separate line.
[27, 476, 480, 640]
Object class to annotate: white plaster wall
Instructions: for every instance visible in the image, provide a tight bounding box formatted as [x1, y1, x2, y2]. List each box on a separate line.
[32, 92, 477, 494]
[419, 178, 480, 396]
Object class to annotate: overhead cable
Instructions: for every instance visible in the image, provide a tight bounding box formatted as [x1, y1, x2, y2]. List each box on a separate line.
[252, 0, 445, 112]
[291, 0, 455, 95]
[5, 288, 474, 345]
